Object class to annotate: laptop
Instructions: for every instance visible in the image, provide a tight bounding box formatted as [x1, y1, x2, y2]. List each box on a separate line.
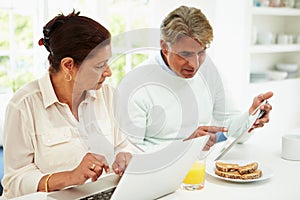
[47, 135, 210, 200]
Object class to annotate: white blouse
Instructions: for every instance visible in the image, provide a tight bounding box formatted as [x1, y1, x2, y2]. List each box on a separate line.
[1, 73, 135, 199]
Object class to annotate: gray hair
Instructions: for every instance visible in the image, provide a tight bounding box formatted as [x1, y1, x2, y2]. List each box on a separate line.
[160, 5, 213, 47]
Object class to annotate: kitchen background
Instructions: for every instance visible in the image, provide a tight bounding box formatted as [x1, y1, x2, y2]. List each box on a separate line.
[0, 0, 300, 195]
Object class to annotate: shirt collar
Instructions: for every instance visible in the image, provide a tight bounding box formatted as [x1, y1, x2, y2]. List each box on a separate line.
[38, 73, 59, 109]
[38, 73, 98, 109]
[155, 51, 178, 76]
[84, 90, 97, 102]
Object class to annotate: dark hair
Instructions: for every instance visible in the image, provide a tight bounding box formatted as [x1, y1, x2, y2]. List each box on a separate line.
[39, 10, 111, 73]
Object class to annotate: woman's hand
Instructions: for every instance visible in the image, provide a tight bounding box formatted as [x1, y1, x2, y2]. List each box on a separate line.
[184, 126, 228, 151]
[71, 152, 110, 184]
[248, 91, 273, 132]
[37, 153, 109, 192]
[112, 152, 132, 176]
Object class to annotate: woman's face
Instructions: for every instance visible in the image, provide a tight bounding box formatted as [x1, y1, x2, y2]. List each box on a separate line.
[74, 44, 112, 91]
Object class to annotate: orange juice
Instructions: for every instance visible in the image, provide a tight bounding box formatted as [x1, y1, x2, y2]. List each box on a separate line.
[182, 161, 206, 190]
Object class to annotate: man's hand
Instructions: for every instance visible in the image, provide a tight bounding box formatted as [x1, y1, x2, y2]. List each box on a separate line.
[185, 126, 228, 151]
[249, 91, 273, 132]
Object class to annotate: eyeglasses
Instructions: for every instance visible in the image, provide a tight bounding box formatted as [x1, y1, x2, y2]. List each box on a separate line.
[165, 40, 209, 61]
[176, 47, 207, 59]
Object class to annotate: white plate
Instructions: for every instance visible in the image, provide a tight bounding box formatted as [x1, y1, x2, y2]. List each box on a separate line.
[206, 160, 273, 183]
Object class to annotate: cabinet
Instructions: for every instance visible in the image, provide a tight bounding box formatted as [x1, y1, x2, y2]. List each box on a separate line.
[248, 2, 300, 83]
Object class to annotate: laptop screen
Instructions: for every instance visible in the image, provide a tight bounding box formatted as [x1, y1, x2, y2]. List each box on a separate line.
[47, 135, 210, 200]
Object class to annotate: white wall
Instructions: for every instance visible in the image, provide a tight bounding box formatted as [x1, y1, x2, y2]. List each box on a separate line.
[213, 0, 249, 107]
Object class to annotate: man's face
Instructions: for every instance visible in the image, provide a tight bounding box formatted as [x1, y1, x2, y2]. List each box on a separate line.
[161, 37, 206, 78]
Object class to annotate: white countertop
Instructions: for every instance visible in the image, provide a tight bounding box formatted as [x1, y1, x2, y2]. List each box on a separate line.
[7, 129, 300, 200]
[160, 142, 300, 200]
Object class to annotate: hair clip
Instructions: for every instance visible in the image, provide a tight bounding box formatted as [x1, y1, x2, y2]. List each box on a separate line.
[38, 38, 44, 46]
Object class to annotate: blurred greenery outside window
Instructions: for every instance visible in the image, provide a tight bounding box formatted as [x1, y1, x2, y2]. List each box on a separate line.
[0, 4, 35, 93]
[0, 0, 152, 93]
[107, 0, 151, 86]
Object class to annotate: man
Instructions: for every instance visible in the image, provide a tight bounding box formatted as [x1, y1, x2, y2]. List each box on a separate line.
[114, 5, 273, 153]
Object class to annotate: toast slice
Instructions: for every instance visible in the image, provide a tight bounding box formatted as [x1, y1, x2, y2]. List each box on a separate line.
[215, 168, 242, 179]
[241, 169, 262, 180]
[215, 161, 239, 172]
[214, 161, 263, 180]
[238, 162, 258, 175]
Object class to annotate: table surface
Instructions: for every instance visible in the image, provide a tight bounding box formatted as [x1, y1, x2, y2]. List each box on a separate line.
[8, 130, 300, 200]
[160, 141, 300, 200]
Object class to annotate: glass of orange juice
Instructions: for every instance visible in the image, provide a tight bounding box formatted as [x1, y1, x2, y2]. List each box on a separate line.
[181, 159, 206, 190]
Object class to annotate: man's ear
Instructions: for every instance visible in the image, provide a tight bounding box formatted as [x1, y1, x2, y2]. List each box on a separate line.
[61, 57, 74, 73]
[160, 40, 169, 55]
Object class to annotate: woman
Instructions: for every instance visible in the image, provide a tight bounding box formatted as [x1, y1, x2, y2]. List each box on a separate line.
[1, 10, 135, 199]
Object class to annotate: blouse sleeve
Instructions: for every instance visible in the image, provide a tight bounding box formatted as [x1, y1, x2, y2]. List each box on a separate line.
[2, 101, 44, 198]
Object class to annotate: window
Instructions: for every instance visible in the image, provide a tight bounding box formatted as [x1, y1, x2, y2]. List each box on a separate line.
[0, 0, 38, 93]
[0, 0, 159, 92]
[105, 0, 156, 85]
[45, 0, 156, 86]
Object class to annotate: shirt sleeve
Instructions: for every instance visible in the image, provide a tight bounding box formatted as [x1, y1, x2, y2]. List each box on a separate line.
[224, 112, 250, 137]
[113, 125, 144, 154]
[103, 83, 145, 155]
[114, 94, 173, 154]
[200, 56, 253, 142]
[2, 101, 44, 198]
[114, 84, 152, 152]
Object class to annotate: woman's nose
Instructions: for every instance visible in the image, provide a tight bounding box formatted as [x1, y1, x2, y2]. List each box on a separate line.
[103, 66, 112, 77]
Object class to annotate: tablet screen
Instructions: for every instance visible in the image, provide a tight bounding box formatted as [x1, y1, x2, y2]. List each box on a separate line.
[214, 100, 267, 160]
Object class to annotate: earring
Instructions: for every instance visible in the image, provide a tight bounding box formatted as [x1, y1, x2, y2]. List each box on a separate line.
[64, 73, 72, 82]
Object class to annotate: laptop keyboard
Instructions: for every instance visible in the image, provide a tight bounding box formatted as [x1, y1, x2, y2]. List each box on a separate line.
[79, 187, 116, 200]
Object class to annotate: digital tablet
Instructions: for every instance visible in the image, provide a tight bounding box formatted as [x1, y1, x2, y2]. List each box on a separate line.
[214, 100, 268, 161]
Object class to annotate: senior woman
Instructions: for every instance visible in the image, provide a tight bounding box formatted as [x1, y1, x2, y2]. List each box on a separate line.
[1, 11, 135, 199]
